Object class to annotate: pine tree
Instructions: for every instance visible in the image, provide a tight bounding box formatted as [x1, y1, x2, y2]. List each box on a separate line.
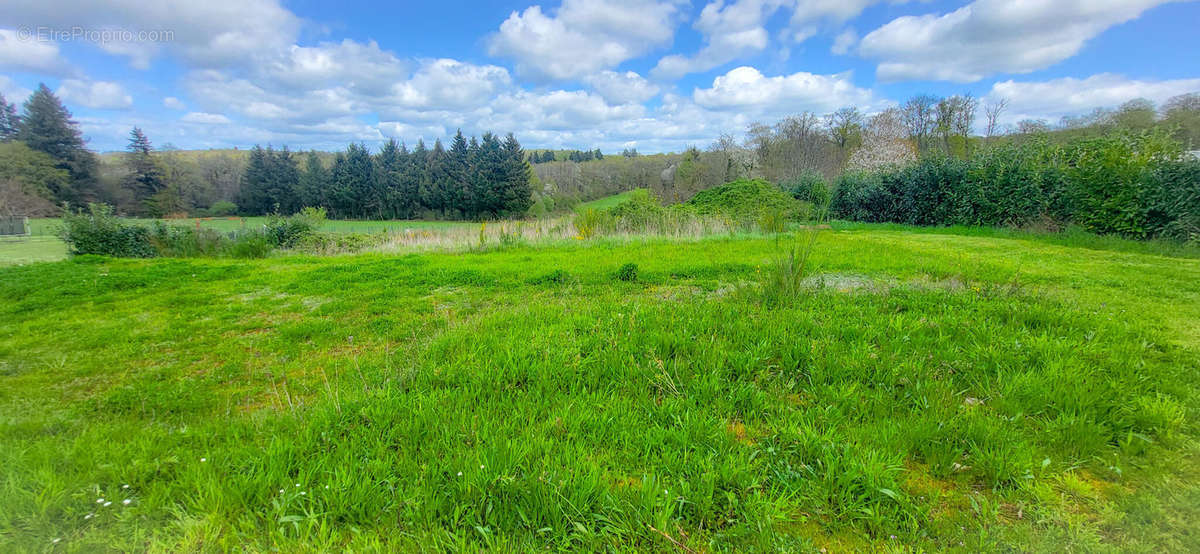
[593, 148, 603, 160]
[298, 151, 329, 209]
[17, 84, 97, 205]
[124, 127, 167, 215]
[448, 130, 470, 218]
[376, 139, 405, 219]
[329, 144, 373, 218]
[499, 133, 533, 216]
[411, 139, 430, 214]
[425, 139, 449, 216]
[237, 145, 271, 215]
[0, 93, 19, 141]
[271, 146, 300, 214]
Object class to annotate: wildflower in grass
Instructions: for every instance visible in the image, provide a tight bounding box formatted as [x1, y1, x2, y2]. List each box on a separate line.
[121, 484, 129, 489]
[200, 457, 206, 463]
[457, 471, 463, 476]
[300, 491, 306, 496]
[103, 501, 112, 507]
[84, 513, 93, 520]
[122, 499, 132, 506]
[96, 498, 104, 504]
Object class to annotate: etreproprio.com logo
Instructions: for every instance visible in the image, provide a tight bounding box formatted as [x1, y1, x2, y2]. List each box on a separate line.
[16, 25, 175, 44]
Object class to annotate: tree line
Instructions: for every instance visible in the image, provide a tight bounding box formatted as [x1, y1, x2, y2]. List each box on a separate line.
[232, 131, 532, 220]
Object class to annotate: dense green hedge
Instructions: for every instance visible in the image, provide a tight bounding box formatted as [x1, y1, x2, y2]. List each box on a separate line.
[831, 131, 1199, 240]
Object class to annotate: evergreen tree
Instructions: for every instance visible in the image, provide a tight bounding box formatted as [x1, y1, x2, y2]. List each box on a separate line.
[270, 146, 301, 213]
[375, 139, 406, 219]
[447, 130, 470, 218]
[124, 127, 167, 215]
[424, 139, 449, 216]
[411, 139, 430, 214]
[329, 144, 373, 218]
[472, 133, 505, 217]
[0, 93, 18, 141]
[298, 151, 329, 209]
[237, 145, 272, 214]
[593, 148, 604, 160]
[499, 133, 533, 216]
[17, 84, 97, 204]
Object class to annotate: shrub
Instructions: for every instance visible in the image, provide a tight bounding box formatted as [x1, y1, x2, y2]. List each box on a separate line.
[59, 203, 156, 258]
[148, 223, 227, 257]
[205, 201, 238, 217]
[614, 263, 638, 282]
[264, 207, 326, 248]
[227, 231, 273, 259]
[683, 179, 806, 225]
[1147, 158, 1200, 241]
[831, 171, 886, 222]
[784, 171, 831, 208]
[1063, 131, 1182, 237]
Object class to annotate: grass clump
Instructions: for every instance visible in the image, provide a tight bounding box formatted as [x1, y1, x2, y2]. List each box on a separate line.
[614, 262, 639, 282]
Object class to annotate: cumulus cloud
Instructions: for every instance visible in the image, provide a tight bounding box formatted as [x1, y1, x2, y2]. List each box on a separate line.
[180, 111, 232, 124]
[693, 66, 883, 115]
[487, 0, 682, 81]
[0, 29, 72, 75]
[651, 0, 787, 80]
[583, 71, 660, 104]
[162, 96, 186, 110]
[260, 40, 409, 96]
[56, 79, 133, 109]
[859, 0, 1176, 83]
[390, 59, 512, 110]
[988, 73, 1200, 125]
[2, 0, 301, 69]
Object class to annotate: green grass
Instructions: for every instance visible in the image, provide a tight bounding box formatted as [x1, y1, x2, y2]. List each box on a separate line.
[575, 190, 642, 212]
[1, 228, 1198, 551]
[8, 218, 475, 265]
[0, 237, 69, 266]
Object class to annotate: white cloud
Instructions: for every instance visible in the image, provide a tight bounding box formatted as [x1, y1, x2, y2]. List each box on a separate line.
[693, 66, 882, 115]
[651, 0, 787, 79]
[487, 0, 683, 81]
[830, 28, 857, 55]
[261, 40, 409, 96]
[3, 0, 301, 69]
[180, 111, 231, 124]
[0, 29, 71, 75]
[56, 79, 133, 109]
[988, 73, 1200, 125]
[163, 96, 186, 110]
[583, 70, 660, 104]
[859, 0, 1176, 83]
[0, 76, 33, 103]
[390, 59, 512, 110]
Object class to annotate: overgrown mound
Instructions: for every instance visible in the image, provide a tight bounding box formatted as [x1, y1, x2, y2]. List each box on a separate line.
[683, 179, 809, 222]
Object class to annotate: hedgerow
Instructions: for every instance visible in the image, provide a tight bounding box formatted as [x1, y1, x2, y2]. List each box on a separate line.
[831, 130, 1199, 240]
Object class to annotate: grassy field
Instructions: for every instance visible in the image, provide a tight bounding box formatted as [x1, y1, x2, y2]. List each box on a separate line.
[1, 228, 1198, 551]
[0, 218, 475, 266]
[575, 190, 641, 212]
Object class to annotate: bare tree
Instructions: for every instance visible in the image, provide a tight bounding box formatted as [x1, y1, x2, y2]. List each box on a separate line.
[902, 94, 939, 154]
[984, 98, 1009, 139]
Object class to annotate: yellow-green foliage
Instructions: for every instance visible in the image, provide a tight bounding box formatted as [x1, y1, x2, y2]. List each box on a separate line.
[683, 179, 810, 224]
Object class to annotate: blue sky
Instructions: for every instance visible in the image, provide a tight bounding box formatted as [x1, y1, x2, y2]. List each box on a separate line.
[1, 0, 1197, 152]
